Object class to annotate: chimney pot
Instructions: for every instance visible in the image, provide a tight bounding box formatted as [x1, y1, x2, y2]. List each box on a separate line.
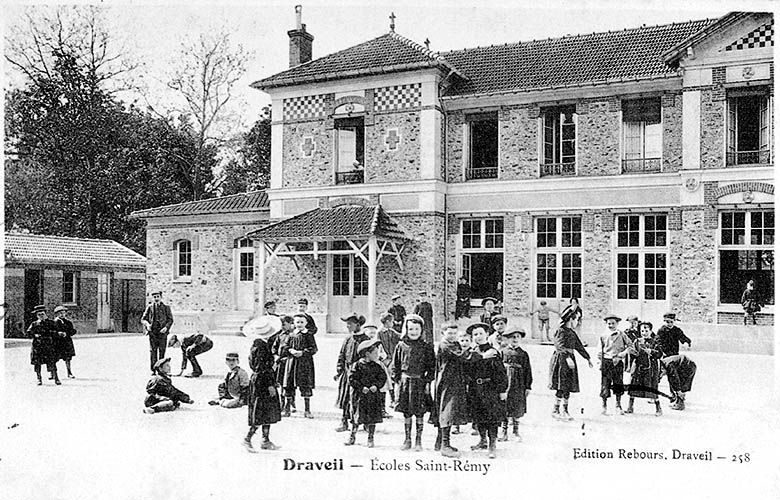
[288, 5, 314, 67]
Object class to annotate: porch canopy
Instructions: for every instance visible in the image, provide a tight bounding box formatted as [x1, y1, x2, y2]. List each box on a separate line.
[246, 205, 409, 323]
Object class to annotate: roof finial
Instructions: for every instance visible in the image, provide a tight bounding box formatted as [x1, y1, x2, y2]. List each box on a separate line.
[424, 38, 430, 50]
[389, 12, 396, 32]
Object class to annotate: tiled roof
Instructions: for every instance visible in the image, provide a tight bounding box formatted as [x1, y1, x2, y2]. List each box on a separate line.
[663, 12, 758, 65]
[252, 32, 462, 90]
[130, 191, 269, 219]
[247, 205, 408, 242]
[4, 233, 146, 269]
[441, 19, 717, 97]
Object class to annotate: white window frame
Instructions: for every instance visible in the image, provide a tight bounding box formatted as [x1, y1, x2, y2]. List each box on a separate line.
[613, 214, 669, 303]
[725, 92, 773, 167]
[538, 106, 578, 176]
[62, 271, 79, 306]
[716, 210, 774, 312]
[174, 239, 192, 280]
[459, 218, 504, 251]
[462, 112, 500, 181]
[533, 215, 584, 300]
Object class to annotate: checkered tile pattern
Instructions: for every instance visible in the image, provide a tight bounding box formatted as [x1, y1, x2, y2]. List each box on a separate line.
[725, 21, 774, 51]
[374, 83, 421, 112]
[283, 94, 326, 121]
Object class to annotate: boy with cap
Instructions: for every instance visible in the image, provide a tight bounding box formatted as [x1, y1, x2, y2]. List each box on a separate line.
[465, 322, 508, 459]
[377, 313, 401, 411]
[245, 332, 283, 451]
[388, 295, 406, 333]
[264, 300, 278, 316]
[53, 305, 77, 379]
[209, 352, 250, 408]
[279, 314, 318, 418]
[413, 291, 434, 345]
[296, 298, 318, 335]
[167, 332, 214, 378]
[334, 314, 370, 432]
[488, 315, 507, 350]
[598, 314, 631, 415]
[499, 329, 532, 441]
[27, 305, 60, 385]
[479, 298, 499, 334]
[143, 358, 193, 414]
[141, 291, 174, 375]
[656, 312, 691, 358]
[345, 338, 387, 447]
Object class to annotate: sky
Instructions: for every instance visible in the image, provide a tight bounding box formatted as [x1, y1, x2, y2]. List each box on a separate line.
[2, 0, 774, 129]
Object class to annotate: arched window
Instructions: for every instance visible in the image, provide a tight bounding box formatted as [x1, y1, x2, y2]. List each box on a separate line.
[175, 240, 192, 278]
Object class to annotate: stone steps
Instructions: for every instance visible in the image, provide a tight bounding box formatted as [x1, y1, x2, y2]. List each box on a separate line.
[209, 311, 253, 336]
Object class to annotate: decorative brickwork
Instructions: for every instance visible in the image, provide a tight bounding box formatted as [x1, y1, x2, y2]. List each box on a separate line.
[582, 211, 595, 232]
[717, 312, 773, 326]
[714, 181, 774, 199]
[668, 208, 682, 230]
[365, 111, 421, 183]
[596, 210, 615, 232]
[374, 83, 421, 112]
[282, 121, 333, 188]
[711, 66, 726, 84]
[283, 94, 328, 121]
[519, 214, 533, 233]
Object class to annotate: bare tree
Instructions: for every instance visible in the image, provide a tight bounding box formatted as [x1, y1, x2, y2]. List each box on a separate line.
[164, 28, 253, 200]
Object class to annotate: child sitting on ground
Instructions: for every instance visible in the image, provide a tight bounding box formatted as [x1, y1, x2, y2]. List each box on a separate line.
[143, 357, 194, 414]
[209, 352, 250, 408]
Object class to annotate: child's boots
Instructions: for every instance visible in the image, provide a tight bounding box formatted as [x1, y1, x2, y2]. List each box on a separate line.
[498, 421, 509, 442]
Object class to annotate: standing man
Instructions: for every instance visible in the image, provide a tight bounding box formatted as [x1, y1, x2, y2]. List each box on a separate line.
[27, 305, 60, 386]
[455, 277, 472, 320]
[388, 295, 406, 333]
[53, 305, 77, 379]
[414, 291, 434, 345]
[141, 291, 174, 375]
[296, 298, 318, 335]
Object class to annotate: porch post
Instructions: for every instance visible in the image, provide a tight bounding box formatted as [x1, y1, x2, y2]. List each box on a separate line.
[367, 236, 378, 324]
[256, 239, 266, 316]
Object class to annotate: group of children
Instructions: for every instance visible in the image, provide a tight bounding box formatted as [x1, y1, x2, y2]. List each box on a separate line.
[26, 304, 77, 385]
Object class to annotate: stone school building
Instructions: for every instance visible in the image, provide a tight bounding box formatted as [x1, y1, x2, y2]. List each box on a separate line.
[134, 11, 774, 353]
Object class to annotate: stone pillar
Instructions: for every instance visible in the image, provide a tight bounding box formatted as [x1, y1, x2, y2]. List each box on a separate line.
[367, 237, 378, 324]
[256, 240, 266, 316]
[420, 79, 441, 180]
[681, 90, 701, 170]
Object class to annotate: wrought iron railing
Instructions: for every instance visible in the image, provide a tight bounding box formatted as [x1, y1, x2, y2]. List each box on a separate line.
[539, 162, 576, 177]
[726, 149, 771, 166]
[335, 170, 364, 184]
[465, 166, 498, 180]
[622, 157, 662, 173]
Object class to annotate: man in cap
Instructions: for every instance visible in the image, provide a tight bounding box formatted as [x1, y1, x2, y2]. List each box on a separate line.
[414, 291, 434, 344]
[598, 314, 631, 415]
[296, 298, 318, 335]
[141, 291, 174, 375]
[455, 276, 472, 320]
[209, 353, 250, 408]
[27, 305, 60, 385]
[143, 357, 193, 414]
[334, 313, 369, 432]
[53, 305, 77, 379]
[656, 312, 691, 358]
[168, 332, 214, 378]
[388, 295, 406, 333]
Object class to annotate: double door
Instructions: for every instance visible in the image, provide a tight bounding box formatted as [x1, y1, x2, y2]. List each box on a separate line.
[327, 253, 368, 333]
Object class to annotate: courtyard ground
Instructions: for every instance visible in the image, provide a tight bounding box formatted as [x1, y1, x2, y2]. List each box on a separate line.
[1, 334, 778, 500]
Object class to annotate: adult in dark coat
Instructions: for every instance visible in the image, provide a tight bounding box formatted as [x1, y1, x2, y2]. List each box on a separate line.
[143, 358, 193, 414]
[141, 291, 174, 374]
[53, 305, 77, 379]
[466, 322, 508, 459]
[245, 336, 283, 452]
[413, 291, 435, 344]
[500, 330, 532, 441]
[433, 322, 494, 457]
[27, 305, 60, 385]
[656, 312, 691, 357]
[388, 295, 407, 333]
[279, 314, 318, 417]
[548, 309, 592, 421]
[625, 322, 663, 416]
[334, 314, 369, 432]
[169, 333, 213, 377]
[455, 277, 472, 319]
[345, 338, 387, 447]
[741, 280, 762, 325]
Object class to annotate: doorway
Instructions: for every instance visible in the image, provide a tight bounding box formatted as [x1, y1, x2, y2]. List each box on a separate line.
[328, 246, 368, 333]
[234, 238, 255, 310]
[462, 252, 504, 307]
[97, 272, 111, 331]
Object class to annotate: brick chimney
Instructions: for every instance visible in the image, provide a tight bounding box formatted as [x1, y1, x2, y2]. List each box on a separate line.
[288, 5, 314, 68]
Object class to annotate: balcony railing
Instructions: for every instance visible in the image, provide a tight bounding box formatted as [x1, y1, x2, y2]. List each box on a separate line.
[335, 170, 364, 185]
[465, 165, 498, 180]
[539, 162, 576, 177]
[622, 157, 662, 173]
[726, 149, 771, 166]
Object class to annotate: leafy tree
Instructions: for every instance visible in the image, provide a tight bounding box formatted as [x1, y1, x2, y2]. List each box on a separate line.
[219, 106, 272, 195]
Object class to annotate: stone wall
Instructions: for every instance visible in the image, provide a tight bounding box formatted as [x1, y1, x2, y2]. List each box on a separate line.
[662, 92, 683, 172]
[700, 88, 725, 170]
[282, 121, 333, 188]
[145, 223, 265, 313]
[669, 208, 717, 323]
[582, 210, 613, 322]
[499, 105, 539, 180]
[3, 274, 25, 337]
[264, 255, 327, 316]
[444, 110, 465, 183]
[577, 99, 621, 176]
[365, 111, 421, 183]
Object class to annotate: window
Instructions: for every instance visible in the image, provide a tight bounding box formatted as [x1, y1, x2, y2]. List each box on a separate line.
[239, 254, 254, 282]
[540, 105, 576, 176]
[175, 240, 192, 278]
[719, 211, 774, 305]
[535, 216, 582, 299]
[622, 98, 662, 173]
[461, 219, 504, 249]
[465, 112, 498, 180]
[62, 271, 79, 304]
[615, 214, 667, 301]
[331, 241, 368, 296]
[335, 117, 365, 184]
[727, 91, 771, 166]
